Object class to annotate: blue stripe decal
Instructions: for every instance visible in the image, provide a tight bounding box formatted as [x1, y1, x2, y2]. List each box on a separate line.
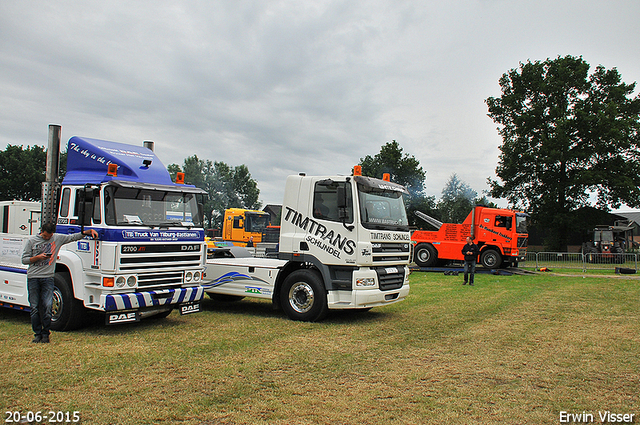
[176, 289, 187, 303]
[0, 301, 31, 312]
[136, 293, 146, 308]
[104, 287, 205, 311]
[55, 225, 204, 242]
[148, 291, 157, 306]
[105, 296, 116, 311]
[0, 266, 27, 274]
[201, 272, 270, 289]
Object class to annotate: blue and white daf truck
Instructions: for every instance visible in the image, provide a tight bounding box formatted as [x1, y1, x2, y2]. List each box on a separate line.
[203, 166, 412, 321]
[0, 125, 207, 330]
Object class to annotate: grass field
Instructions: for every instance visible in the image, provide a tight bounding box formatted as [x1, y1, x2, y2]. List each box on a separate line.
[2, 271, 639, 424]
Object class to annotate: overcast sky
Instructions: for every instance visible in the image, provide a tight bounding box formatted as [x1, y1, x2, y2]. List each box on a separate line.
[1, 0, 639, 210]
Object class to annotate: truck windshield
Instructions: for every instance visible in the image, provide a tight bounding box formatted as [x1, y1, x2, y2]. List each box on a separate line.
[595, 230, 613, 242]
[357, 184, 409, 231]
[515, 213, 528, 234]
[104, 186, 203, 227]
[245, 213, 270, 233]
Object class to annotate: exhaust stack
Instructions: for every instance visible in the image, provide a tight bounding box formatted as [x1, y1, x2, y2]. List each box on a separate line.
[41, 124, 61, 226]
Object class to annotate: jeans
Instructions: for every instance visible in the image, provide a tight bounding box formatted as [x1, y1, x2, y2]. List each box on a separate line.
[28, 277, 55, 336]
[464, 260, 476, 284]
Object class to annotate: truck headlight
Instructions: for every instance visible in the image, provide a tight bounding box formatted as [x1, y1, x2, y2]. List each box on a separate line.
[127, 276, 137, 287]
[355, 277, 376, 287]
[185, 271, 193, 282]
[194, 271, 201, 282]
[116, 276, 126, 288]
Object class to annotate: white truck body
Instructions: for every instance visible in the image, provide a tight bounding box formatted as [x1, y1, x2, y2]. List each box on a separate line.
[204, 171, 412, 321]
[0, 133, 207, 330]
[0, 200, 41, 235]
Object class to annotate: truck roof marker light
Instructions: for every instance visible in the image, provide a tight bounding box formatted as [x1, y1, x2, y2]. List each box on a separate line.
[176, 172, 185, 184]
[383, 173, 390, 182]
[107, 163, 118, 177]
[103, 277, 114, 287]
[353, 165, 362, 176]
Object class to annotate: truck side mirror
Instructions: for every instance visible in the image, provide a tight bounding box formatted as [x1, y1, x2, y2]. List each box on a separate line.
[336, 186, 353, 231]
[197, 202, 204, 226]
[77, 187, 96, 226]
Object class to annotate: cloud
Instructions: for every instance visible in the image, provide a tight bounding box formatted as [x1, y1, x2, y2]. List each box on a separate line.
[1, 0, 639, 209]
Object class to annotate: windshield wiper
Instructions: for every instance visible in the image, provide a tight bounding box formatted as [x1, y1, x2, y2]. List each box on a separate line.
[155, 221, 195, 228]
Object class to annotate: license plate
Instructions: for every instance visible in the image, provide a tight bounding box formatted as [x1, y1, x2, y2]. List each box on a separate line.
[180, 303, 201, 315]
[106, 311, 139, 325]
[385, 267, 398, 274]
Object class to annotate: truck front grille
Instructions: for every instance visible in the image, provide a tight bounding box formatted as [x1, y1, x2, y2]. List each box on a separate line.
[118, 243, 203, 279]
[137, 271, 184, 287]
[372, 242, 411, 263]
[375, 266, 406, 291]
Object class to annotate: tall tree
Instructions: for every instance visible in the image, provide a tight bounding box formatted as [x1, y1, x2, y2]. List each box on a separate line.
[486, 55, 640, 250]
[359, 140, 425, 195]
[359, 140, 432, 227]
[0, 145, 47, 201]
[170, 156, 261, 229]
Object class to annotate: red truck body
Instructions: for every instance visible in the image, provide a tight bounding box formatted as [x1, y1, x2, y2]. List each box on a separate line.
[411, 206, 528, 268]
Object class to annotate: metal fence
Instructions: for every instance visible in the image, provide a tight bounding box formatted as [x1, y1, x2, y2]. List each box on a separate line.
[523, 252, 638, 272]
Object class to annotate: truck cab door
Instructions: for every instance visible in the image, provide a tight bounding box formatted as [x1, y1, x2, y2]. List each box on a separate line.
[69, 187, 101, 270]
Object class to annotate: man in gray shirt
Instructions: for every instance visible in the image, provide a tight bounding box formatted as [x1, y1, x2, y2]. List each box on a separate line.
[22, 222, 98, 343]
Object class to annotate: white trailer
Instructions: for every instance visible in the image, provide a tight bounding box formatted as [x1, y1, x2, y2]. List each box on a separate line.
[0, 200, 41, 235]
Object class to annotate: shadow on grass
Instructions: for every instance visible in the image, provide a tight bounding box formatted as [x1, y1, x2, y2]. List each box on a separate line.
[201, 296, 279, 318]
[1, 295, 392, 338]
[0, 307, 31, 327]
[200, 295, 389, 324]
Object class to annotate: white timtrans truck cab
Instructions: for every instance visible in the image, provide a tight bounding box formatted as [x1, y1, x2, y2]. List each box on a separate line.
[0, 126, 207, 330]
[204, 166, 412, 321]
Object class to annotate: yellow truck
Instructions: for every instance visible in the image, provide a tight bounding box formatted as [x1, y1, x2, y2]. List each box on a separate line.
[222, 208, 271, 247]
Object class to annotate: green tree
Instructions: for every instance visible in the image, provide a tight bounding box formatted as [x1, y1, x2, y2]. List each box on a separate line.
[437, 173, 476, 223]
[359, 140, 431, 227]
[359, 140, 425, 194]
[170, 156, 261, 229]
[486, 55, 640, 250]
[0, 145, 47, 201]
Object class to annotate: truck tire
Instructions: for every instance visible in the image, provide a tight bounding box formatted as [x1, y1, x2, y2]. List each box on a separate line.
[480, 249, 502, 269]
[414, 243, 437, 267]
[280, 269, 328, 322]
[51, 273, 86, 332]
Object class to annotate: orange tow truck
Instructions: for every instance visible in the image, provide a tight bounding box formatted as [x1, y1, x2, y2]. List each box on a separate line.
[411, 206, 528, 268]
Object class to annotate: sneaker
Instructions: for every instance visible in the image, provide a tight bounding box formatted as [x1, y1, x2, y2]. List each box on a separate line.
[31, 335, 42, 343]
[469, 283, 474, 286]
[41, 335, 50, 344]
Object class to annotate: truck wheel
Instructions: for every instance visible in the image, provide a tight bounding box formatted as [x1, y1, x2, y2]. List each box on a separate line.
[414, 243, 437, 267]
[280, 269, 328, 322]
[480, 249, 502, 269]
[51, 273, 86, 331]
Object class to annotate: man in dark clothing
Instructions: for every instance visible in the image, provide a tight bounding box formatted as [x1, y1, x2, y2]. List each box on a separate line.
[21, 222, 98, 343]
[461, 236, 479, 285]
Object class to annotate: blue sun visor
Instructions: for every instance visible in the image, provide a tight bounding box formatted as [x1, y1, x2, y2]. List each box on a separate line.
[62, 136, 178, 187]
